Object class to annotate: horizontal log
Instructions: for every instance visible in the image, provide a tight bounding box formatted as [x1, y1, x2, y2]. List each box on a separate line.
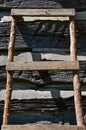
[76, 11, 86, 20]
[6, 61, 79, 71]
[0, 21, 86, 50]
[16, 13, 86, 21]
[0, 51, 86, 66]
[16, 11, 86, 21]
[11, 9, 75, 17]
[0, 0, 86, 11]
[0, 61, 86, 85]
[0, 35, 86, 50]
[1, 88, 86, 100]
[0, 96, 86, 113]
[1, 11, 86, 23]
[16, 11, 86, 22]
[1, 125, 86, 130]
[0, 97, 86, 125]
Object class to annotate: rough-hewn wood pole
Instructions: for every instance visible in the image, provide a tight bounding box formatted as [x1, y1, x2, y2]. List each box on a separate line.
[69, 16, 85, 126]
[3, 16, 16, 125]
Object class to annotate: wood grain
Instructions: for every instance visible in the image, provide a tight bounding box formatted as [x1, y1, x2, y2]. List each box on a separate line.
[69, 16, 85, 125]
[6, 61, 79, 71]
[11, 9, 75, 17]
[3, 16, 16, 125]
[1, 125, 86, 130]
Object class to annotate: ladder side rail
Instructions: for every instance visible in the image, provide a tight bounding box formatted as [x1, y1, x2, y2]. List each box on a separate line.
[69, 16, 85, 126]
[2, 9, 85, 127]
[3, 16, 16, 125]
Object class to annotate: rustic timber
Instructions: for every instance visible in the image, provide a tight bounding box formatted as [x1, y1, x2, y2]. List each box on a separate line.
[1, 125, 86, 130]
[16, 11, 86, 21]
[76, 11, 86, 21]
[2, 8, 85, 127]
[0, 11, 86, 23]
[1, 0, 86, 11]
[1, 97, 86, 114]
[69, 16, 85, 125]
[0, 0, 86, 127]
[6, 61, 79, 71]
[3, 16, 16, 125]
[0, 96, 86, 126]
[10, 11, 86, 22]
[11, 9, 75, 17]
[0, 21, 86, 50]
[0, 61, 86, 85]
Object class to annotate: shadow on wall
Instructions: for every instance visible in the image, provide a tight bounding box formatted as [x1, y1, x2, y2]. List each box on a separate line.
[3, 0, 84, 9]
[17, 19, 69, 50]
[0, 0, 86, 127]
[16, 17, 86, 55]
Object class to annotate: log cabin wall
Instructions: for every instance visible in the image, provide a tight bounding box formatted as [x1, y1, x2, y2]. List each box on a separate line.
[0, 0, 86, 126]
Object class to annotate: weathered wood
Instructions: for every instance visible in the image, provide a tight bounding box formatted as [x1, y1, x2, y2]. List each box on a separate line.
[16, 11, 86, 21]
[1, 51, 86, 66]
[1, 125, 86, 130]
[1, 0, 85, 11]
[76, 11, 86, 21]
[69, 16, 85, 126]
[0, 21, 86, 50]
[0, 96, 86, 125]
[16, 10, 86, 21]
[1, 96, 86, 113]
[3, 8, 85, 125]
[0, 11, 86, 23]
[0, 60, 86, 85]
[6, 61, 79, 71]
[17, 16, 69, 21]
[11, 9, 75, 17]
[3, 16, 16, 125]
[0, 59, 86, 84]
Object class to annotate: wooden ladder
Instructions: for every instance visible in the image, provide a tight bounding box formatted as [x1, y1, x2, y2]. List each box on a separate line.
[2, 9, 85, 130]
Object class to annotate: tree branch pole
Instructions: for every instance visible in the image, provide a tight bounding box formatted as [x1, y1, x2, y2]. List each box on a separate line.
[3, 16, 16, 125]
[69, 16, 85, 126]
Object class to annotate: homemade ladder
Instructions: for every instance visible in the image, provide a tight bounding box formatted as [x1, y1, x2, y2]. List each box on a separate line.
[2, 9, 85, 130]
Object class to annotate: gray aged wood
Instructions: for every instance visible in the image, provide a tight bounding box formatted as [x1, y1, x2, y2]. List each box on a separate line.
[0, 20, 86, 50]
[75, 11, 86, 21]
[0, 1, 86, 127]
[15, 11, 86, 21]
[1, 125, 86, 130]
[11, 9, 75, 17]
[6, 61, 79, 71]
[0, 61, 86, 85]
[2, 9, 85, 127]
[1, 0, 86, 10]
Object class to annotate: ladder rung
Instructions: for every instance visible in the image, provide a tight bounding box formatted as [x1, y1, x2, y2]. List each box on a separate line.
[6, 61, 79, 71]
[11, 9, 75, 17]
[1, 125, 86, 130]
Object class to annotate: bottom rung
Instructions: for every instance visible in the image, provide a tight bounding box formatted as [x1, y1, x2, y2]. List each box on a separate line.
[6, 61, 79, 71]
[1, 125, 86, 130]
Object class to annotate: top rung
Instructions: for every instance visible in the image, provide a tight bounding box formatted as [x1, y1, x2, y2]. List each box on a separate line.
[11, 9, 75, 17]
